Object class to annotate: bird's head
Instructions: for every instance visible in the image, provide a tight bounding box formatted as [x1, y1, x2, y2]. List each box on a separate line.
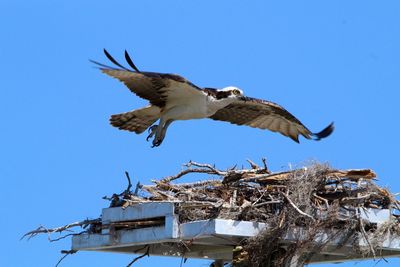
[220, 86, 244, 99]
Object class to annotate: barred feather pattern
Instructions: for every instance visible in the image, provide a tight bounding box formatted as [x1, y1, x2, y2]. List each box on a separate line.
[110, 106, 160, 134]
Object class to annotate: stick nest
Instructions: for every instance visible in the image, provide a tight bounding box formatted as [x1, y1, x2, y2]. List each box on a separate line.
[110, 160, 400, 265]
[24, 160, 400, 266]
[119, 161, 388, 222]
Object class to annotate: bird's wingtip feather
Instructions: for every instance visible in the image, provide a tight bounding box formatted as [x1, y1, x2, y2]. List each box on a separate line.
[103, 49, 132, 71]
[312, 122, 335, 141]
[124, 50, 141, 72]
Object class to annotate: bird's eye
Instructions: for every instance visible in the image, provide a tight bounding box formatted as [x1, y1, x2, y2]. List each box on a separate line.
[232, 89, 241, 95]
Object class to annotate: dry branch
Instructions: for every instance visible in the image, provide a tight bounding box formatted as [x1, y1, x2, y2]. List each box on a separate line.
[55, 250, 77, 267]
[22, 218, 101, 241]
[281, 192, 315, 221]
[126, 246, 150, 267]
[160, 161, 227, 183]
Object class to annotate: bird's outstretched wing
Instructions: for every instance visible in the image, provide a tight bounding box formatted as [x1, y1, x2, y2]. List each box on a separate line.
[209, 96, 334, 142]
[91, 49, 203, 107]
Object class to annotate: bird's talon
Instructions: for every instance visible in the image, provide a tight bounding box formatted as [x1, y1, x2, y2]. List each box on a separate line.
[152, 139, 162, 148]
[146, 125, 158, 141]
[148, 125, 158, 133]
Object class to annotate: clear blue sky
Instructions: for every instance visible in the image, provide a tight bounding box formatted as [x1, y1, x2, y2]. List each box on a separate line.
[1, 1, 400, 266]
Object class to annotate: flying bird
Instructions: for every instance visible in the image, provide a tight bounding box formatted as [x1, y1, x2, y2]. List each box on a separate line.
[91, 49, 334, 147]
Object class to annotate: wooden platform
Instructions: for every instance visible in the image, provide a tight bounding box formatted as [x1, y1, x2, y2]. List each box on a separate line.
[72, 202, 400, 265]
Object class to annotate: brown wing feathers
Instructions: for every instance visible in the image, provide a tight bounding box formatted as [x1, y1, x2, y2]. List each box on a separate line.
[110, 106, 160, 134]
[91, 49, 168, 107]
[91, 49, 201, 108]
[210, 97, 334, 143]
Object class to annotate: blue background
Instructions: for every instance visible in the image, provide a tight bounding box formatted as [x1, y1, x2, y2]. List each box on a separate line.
[1, 1, 400, 266]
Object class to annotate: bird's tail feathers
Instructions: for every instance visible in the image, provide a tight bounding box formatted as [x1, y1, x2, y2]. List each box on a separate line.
[110, 106, 160, 134]
[311, 122, 335, 141]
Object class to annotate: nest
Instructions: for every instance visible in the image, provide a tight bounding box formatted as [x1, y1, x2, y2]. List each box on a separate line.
[114, 161, 388, 221]
[108, 160, 400, 266]
[24, 160, 400, 266]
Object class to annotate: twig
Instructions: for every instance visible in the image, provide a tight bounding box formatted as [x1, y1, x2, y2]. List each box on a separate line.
[133, 181, 141, 196]
[126, 245, 150, 267]
[228, 164, 238, 171]
[179, 256, 188, 267]
[251, 189, 267, 206]
[341, 194, 371, 204]
[55, 250, 77, 267]
[262, 158, 269, 172]
[253, 200, 282, 208]
[247, 159, 260, 169]
[22, 219, 101, 241]
[160, 161, 226, 183]
[186, 161, 227, 175]
[177, 179, 221, 189]
[50, 232, 84, 242]
[124, 171, 133, 193]
[359, 217, 376, 259]
[240, 171, 292, 183]
[281, 192, 315, 221]
[313, 193, 329, 209]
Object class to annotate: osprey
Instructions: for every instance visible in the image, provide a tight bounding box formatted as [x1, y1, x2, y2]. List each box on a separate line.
[92, 50, 334, 147]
